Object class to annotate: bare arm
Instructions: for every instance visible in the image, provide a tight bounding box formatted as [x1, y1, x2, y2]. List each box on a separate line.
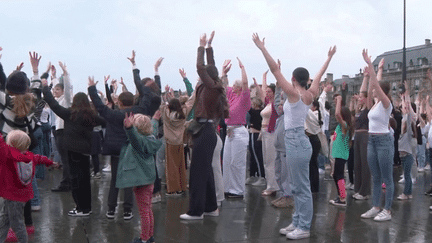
[377, 58, 385, 82]
[237, 57, 248, 91]
[221, 59, 232, 88]
[363, 49, 391, 109]
[308, 46, 337, 98]
[253, 77, 265, 102]
[252, 33, 297, 99]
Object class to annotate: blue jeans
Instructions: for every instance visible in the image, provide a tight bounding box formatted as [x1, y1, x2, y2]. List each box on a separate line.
[367, 134, 394, 210]
[285, 127, 312, 231]
[401, 154, 413, 195]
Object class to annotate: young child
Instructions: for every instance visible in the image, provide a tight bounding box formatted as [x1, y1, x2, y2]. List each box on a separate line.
[0, 130, 56, 243]
[329, 95, 353, 206]
[116, 113, 162, 243]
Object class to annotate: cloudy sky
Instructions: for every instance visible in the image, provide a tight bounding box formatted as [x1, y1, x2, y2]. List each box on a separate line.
[1, 0, 430, 94]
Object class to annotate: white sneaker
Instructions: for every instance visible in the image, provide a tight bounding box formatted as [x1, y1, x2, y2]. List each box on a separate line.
[252, 177, 266, 187]
[418, 167, 425, 173]
[346, 183, 354, 190]
[429, 205, 432, 210]
[203, 209, 219, 217]
[425, 164, 431, 170]
[151, 194, 161, 203]
[361, 207, 380, 219]
[397, 194, 412, 200]
[353, 194, 369, 200]
[286, 228, 310, 240]
[373, 209, 391, 221]
[398, 178, 405, 184]
[412, 178, 417, 184]
[279, 223, 296, 235]
[318, 168, 325, 175]
[179, 213, 203, 220]
[102, 165, 111, 172]
[31, 205, 41, 211]
[245, 177, 256, 185]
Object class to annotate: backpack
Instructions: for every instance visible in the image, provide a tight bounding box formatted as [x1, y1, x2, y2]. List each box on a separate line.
[16, 160, 33, 186]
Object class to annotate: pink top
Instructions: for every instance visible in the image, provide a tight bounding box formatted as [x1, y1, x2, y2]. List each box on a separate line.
[225, 87, 251, 125]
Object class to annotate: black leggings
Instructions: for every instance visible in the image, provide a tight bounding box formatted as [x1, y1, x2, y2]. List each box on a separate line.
[309, 134, 321, 192]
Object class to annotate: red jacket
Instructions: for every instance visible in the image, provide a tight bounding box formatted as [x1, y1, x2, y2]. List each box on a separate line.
[0, 135, 53, 202]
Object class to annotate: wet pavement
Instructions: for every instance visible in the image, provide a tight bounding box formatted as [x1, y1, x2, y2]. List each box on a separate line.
[28, 166, 432, 243]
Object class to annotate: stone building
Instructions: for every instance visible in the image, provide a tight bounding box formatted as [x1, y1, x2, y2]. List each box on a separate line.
[330, 39, 432, 102]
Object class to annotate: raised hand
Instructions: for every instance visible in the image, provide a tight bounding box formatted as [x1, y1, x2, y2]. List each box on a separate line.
[207, 31, 215, 47]
[378, 58, 385, 69]
[152, 109, 161, 121]
[237, 57, 244, 69]
[363, 66, 369, 77]
[16, 62, 24, 71]
[328, 46, 337, 58]
[154, 57, 164, 72]
[222, 59, 232, 74]
[51, 65, 57, 78]
[29, 51, 41, 73]
[165, 84, 170, 92]
[253, 77, 258, 86]
[199, 33, 207, 47]
[124, 112, 135, 128]
[120, 77, 125, 86]
[252, 33, 265, 50]
[104, 75, 110, 84]
[59, 61, 68, 75]
[45, 62, 52, 73]
[88, 76, 98, 87]
[362, 49, 372, 65]
[179, 68, 187, 79]
[127, 50, 136, 65]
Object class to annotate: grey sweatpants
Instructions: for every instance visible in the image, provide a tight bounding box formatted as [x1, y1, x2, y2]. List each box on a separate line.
[0, 197, 28, 243]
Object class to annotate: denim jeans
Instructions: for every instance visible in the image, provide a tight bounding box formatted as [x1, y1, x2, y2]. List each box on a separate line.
[285, 127, 313, 231]
[417, 137, 426, 168]
[401, 154, 413, 195]
[367, 134, 394, 210]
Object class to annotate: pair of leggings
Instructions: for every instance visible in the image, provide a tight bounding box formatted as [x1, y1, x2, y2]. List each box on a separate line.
[333, 158, 347, 199]
[134, 184, 154, 241]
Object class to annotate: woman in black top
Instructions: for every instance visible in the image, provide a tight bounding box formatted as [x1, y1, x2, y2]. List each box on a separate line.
[246, 97, 265, 185]
[42, 79, 106, 216]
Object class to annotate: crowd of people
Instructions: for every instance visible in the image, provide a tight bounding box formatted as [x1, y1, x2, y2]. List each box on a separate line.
[1, 31, 432, 243]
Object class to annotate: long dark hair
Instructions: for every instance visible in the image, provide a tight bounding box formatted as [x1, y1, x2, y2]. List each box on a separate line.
[168, 98, 185, 120]
[341, 106, 353, 145]
[70, 92, 97, 124]
[312, 99, 323, 127]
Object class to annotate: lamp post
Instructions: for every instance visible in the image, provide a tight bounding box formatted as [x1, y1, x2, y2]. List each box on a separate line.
[401, 0, 407, 93]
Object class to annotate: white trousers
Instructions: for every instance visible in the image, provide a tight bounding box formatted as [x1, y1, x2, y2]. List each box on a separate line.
[212, 134, 225, 202]
[223, 126, 249, 195]
[262, 130, 279, 191]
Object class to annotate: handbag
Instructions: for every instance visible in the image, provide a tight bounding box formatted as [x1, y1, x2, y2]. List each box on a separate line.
[186, 120, 205, 138]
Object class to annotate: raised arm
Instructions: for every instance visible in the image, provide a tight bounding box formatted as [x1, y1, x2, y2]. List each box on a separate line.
[237, 57, 249, 91]
[363, 49, 391, 109]
[252, 33, 298, 99]
[335, 95, 346, 132]
[377, 58, 385, 82]
[308, 46, 337, 98]
[179, 68, 193, 96]
[253, 77, 265, 102]
[120, 77, 128, 93]
[59, 61, 72, 106]
[206, 31, 215, 66]
[0, 47, 6, 91]
[221, 59, 232, 88]
[41, 80, 70, 120]
[29, 51, 41, 80]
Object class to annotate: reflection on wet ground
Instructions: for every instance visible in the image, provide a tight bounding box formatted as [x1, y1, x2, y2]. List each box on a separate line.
[29, 167, 432, 243]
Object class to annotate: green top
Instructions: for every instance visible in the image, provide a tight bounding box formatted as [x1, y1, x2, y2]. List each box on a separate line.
[183, 78, 195, 121]
[116, 127, 162, 188]
[331, 124, 350, 160]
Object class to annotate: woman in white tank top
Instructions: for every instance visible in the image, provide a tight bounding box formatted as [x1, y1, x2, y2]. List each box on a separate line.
[253, 33, 336, 240]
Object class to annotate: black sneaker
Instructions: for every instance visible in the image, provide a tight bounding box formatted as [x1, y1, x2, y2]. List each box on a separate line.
[226, 193, 244, 199]
[68, 209, 90, 217]
[329, 197, 346, 207]
[106, 210, 115, 219]
[425, 187, 432, 196]
[124, 211, 134, 220]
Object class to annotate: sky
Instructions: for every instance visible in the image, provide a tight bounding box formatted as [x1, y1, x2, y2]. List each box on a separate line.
[1, 0, 431, 94]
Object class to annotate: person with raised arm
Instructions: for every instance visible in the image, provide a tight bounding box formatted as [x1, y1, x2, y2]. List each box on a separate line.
[253, 33, 336, 240]
[42, 77, 106, 217]
[352, 66, 373, 201]
[222, 56, 251, 199]
[180, 31, 227, 220]
[253, 70, 280, 195]
[50, 61, 74, 193]
[360, 49, 394, 221]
